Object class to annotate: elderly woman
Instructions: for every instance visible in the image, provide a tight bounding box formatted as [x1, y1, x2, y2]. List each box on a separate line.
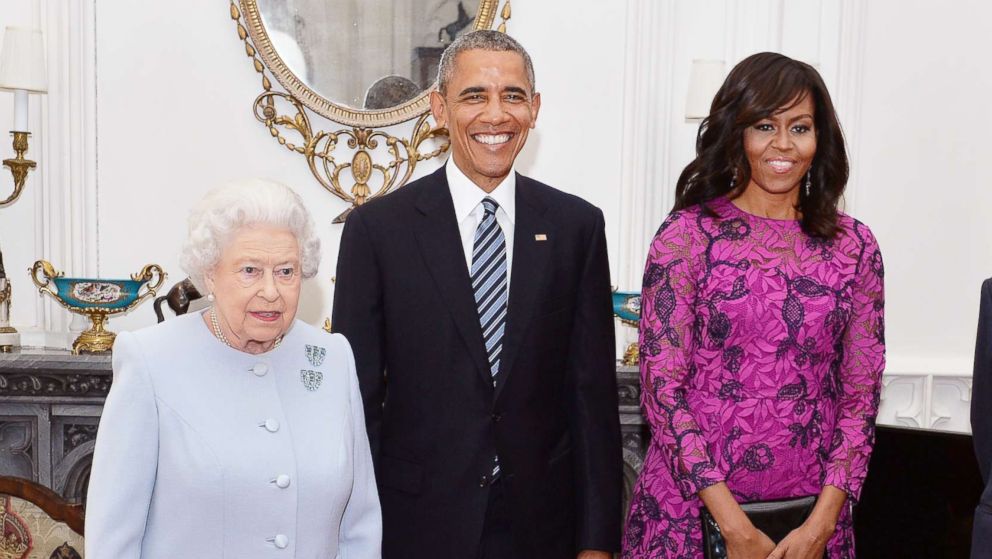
[622, 53, 885, 559]
[86, 179, 381, 558]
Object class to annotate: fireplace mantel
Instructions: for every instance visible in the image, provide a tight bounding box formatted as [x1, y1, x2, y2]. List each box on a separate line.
[619, 364, 975, 435]
[0, 354, 978, 519]
[0, 349, 110, 505]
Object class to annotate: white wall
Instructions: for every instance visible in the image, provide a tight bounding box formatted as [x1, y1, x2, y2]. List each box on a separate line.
[857, 0, 992, 374]
[92, 0, 628, 335]
[854, 0, 992, 431]
[0, 2, 40, 329]
[1, 1, 990, 432]
[0, 0, 97, 348]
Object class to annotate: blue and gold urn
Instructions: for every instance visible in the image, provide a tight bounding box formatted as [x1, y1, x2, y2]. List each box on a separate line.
[612, 290, 641, 365]
[31, 260, 166, 353]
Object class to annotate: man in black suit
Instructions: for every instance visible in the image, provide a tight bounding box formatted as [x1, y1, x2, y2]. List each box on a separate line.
[332, 30, 621, 559]
[972, 278, 992, 558]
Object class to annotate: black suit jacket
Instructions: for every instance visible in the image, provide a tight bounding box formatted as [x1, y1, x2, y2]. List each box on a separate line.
[973, 279, 992, 558]
[332, 166, 622, 558]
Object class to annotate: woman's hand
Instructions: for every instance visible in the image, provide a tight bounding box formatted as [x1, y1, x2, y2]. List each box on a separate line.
[698, 483, 775, 559]
[765, 519, 832, 558]
[723, 525, 776, 559]
[766, 484, 845, 558]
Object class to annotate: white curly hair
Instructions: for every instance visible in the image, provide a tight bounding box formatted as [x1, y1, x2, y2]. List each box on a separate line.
[179, 179, 321, 292]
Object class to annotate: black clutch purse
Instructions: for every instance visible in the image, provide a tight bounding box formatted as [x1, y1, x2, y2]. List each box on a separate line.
[701, 496, 821, 559]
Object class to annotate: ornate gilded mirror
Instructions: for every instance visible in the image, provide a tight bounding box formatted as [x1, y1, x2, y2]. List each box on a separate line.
[231, 0, 512, 222]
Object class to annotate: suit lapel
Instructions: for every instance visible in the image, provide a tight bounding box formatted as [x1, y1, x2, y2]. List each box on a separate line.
[495, 174, 552, 401]
[412, 168, 494, 390]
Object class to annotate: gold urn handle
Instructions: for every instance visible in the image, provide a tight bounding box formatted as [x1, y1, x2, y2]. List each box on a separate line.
[30, 259, 63, 300]
[129, 264, 167, 312]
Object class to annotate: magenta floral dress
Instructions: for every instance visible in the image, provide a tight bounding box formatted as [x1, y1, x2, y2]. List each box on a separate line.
[622, 197, 885, 559]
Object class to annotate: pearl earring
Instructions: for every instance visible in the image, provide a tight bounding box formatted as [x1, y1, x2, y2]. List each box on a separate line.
[207, 293, 215, 303]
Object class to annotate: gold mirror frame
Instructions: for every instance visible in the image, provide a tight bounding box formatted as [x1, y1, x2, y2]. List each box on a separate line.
[241, 0, 502, 128]
[231, 1, 513, 222]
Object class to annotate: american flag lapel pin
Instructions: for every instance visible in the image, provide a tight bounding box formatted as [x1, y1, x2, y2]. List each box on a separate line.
[535, 234, 548, 241]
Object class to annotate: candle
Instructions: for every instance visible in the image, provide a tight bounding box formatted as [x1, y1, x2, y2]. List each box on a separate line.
[12, 89, 27, 131]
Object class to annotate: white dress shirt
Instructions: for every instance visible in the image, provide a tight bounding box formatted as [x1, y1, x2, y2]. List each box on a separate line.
[446, 161, 515, 291]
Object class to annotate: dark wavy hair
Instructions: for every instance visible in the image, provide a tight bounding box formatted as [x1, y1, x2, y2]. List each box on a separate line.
[674, 52, 849, 238]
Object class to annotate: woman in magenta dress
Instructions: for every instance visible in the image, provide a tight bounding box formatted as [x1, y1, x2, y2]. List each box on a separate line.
[622, 52, 885, 559]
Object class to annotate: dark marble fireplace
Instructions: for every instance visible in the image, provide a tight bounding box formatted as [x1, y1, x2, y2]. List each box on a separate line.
[855, 426, 982, 558]
[0, 349, 109, 506]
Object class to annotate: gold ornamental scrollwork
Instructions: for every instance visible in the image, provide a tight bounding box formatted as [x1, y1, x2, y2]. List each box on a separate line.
[1, 132, 36, 208]
[251, 90, 449, 223]
[230, 0, 512, 223]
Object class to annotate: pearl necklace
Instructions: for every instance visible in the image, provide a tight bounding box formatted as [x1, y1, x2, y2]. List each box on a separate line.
[210, 307, 283, 350]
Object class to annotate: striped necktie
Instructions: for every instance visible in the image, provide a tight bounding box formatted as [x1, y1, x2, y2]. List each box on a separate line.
[471, 197, 508, 380]
[472, 197, 507, 479]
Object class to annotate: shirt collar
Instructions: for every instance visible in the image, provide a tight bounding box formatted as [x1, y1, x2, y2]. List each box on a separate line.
[446, 160, 516, 224]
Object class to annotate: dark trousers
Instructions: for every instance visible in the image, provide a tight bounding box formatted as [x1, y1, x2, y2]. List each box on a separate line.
[478, 478, 515, 559]
[974, 484, 992, 559]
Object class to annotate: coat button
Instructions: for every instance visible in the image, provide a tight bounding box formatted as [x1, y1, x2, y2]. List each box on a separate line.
[273, 534, 288, 549]
[478, 474, 489, 488]
[261, 418, 280, 433]
[252, 363, 269, 377]
[275, 474, 291, 488]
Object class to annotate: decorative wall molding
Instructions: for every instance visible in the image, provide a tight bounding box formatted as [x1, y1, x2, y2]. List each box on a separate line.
[831, 0, 868, 214]
[39, 0, 99, 330]
[13, 0, 98, 343]
[0, 371, 111, 398]
[51, 408, 100, 502]
[930, 376, 973, 432]
[623, 362, 973, 435]
[617, 0, 677, 293]
[879, 374, 926, 429]
[879, 372, 973, 434]
[0, 419, 34, 481]
[724, 0, 785, 65]
[614, 0, 677, 358]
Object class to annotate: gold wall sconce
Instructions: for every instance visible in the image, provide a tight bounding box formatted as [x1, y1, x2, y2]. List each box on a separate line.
[0, 26, 48, 351]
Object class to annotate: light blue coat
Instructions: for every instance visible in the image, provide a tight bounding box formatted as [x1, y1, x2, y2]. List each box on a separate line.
[85, 312, 381, 558]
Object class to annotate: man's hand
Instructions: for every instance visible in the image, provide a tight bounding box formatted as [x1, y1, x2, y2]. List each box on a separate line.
[577, 550, 612, 559]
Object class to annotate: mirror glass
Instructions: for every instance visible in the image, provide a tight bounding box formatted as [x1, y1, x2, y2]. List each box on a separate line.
[256, 0, 481, 111]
